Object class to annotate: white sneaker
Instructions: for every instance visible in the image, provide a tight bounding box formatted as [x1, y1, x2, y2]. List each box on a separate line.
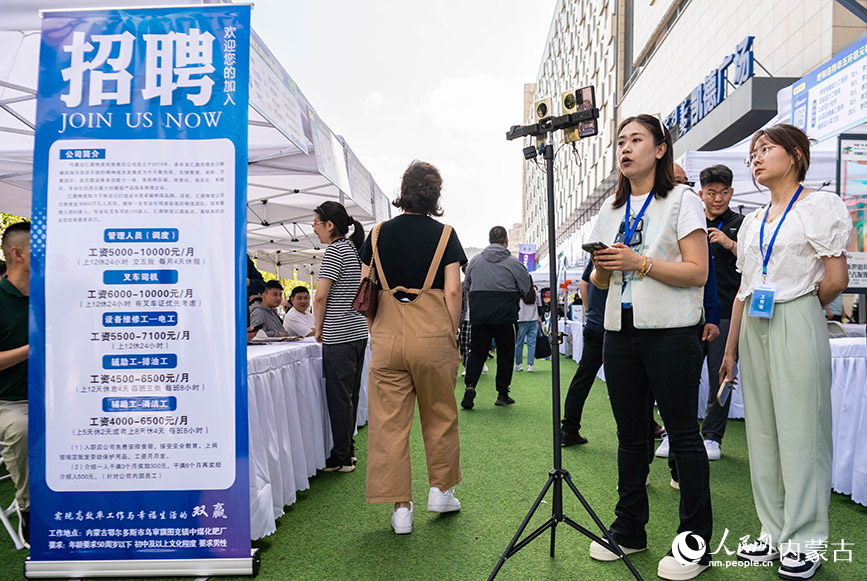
[527, 365, 533, 372]
[589, 540, 645, 561]
[514, 364, 523, 371]
[737, 538, 780, 562]
[391, 502, 413, 534]
[655, 435, 670, 458]
[704, 439, 721, 461]
[778, 551, 820, 578]
[658, 554, 708, 580]
[670, 478, 680, 490]
[461, 368, 466, 377]
[427, 487, 461, 513]
[482, 363, 489, 373]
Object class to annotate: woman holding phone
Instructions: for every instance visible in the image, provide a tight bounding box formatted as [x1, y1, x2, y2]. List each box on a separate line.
[587, 114, 712, 581]
[719, 124, 850, 580]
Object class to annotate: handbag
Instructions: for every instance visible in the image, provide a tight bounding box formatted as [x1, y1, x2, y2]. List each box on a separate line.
[352, 224, 381, 318]
[534, 327, 552, 359]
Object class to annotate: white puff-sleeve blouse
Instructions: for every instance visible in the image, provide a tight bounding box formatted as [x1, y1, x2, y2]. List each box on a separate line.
[736, 190, 851, 302]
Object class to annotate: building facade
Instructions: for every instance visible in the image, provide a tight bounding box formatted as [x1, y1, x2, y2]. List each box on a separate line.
[524, 0, 867, 264]
[523, 0, 619, 265]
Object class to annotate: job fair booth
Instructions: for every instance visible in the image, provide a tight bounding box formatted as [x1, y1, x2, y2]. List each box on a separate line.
[0, 1, 388, 576]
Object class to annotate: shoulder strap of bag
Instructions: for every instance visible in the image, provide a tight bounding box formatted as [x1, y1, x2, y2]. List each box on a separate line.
[422, 225, 452, 290]
[371, 223, 388, 290]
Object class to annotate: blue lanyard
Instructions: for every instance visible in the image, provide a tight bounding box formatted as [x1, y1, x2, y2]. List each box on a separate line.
[716, 218, 724, 231]
[624, 191, 654, 246]
[759, 186, 803, 278]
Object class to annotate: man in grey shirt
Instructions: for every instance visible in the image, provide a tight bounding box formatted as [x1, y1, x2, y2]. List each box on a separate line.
[249, 280, 287, 337]
[462, 226, 532, 408]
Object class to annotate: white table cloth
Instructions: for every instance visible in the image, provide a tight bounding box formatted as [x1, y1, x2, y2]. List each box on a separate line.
[246, 339, 369, 539]
[843, 323, 866, 338]
[829, 337, 867, 506]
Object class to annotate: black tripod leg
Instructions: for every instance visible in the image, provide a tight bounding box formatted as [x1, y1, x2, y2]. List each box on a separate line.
[488, 474, 556, 581]
[561, 472, 644, 581]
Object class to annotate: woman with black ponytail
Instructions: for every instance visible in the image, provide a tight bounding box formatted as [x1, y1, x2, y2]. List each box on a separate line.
[312, 200, 368, 473]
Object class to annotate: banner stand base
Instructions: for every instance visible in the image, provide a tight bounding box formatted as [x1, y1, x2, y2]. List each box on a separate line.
[24, 548, 260, 578]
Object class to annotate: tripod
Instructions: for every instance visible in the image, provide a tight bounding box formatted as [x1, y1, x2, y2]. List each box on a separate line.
[488, 136, 643, 580]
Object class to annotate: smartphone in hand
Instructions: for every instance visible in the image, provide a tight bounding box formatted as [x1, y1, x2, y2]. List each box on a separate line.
[581, 241, 608, 254]
[717, 381, 735, 406]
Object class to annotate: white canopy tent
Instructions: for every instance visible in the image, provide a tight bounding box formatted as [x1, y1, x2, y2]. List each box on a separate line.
[0, 1, 389, 280]
[681, 126, 844, 213]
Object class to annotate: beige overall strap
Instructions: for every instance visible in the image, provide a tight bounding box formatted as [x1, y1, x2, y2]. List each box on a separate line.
[371, 223, 389, 290]
[422, 225, 452, 290]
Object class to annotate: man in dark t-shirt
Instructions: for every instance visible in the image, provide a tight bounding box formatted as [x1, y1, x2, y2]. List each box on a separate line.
[0, 221, 30, 544]
[697, 164, 744, 460]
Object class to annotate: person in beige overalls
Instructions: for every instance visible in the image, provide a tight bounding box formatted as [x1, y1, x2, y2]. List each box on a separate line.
[359, 161, 466, 534]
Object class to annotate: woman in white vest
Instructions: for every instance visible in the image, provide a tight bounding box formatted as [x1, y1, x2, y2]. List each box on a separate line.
[719, 124, 850, 580]
[587, 114, 712, 581]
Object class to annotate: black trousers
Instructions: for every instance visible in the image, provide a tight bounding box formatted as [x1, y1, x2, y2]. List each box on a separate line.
[464, 322, 515, 395]
[603, 309, 712, 548]
[701, 317, 734, 442]
[669, 318, 736, 481]
[561, 326, 604, 434]
[322, 338, 367, 464]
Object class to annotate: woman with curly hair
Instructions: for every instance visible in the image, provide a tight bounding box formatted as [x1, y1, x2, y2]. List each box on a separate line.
[360, 161, 467, 534]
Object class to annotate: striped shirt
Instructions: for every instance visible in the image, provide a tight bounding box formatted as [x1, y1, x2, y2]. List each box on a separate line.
[318, 238, 368, 344]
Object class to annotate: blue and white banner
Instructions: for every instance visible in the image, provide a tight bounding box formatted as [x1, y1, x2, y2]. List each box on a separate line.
[792, 34, 867, 143]
[29, 5, 252, 574]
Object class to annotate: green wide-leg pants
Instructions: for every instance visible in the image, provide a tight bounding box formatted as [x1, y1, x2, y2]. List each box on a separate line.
[739, 292, 832, 554]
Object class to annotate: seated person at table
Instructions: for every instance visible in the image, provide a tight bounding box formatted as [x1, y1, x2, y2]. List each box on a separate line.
[249, 280, 287, 337]
[283, 286, 315, 337]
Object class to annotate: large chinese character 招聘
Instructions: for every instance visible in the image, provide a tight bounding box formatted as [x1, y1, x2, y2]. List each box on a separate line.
[175, 28, 216, 106]
[732, 36, 755, 86]
[61, 31, 135, 107]
[142, 29, 216, 106]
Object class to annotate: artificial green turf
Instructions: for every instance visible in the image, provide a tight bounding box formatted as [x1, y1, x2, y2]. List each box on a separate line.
[1, 355, 865, 580]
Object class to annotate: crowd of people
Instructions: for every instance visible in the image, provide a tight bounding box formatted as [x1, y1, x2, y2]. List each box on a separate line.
[0, 121, 855, 581]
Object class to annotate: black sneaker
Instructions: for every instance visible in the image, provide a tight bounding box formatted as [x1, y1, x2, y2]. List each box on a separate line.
[778, 552, 820, 580]
[561, 430, 588, 446]
[321, 456, 355, 473]
[737, 538, 780, 562]
[461, 387, 476, 409]
[495, 394, 515, 406]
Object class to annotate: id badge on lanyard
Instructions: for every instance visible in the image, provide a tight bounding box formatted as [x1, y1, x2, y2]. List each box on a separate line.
[748, 282, 777, 319]
[749, 186, 803, 319]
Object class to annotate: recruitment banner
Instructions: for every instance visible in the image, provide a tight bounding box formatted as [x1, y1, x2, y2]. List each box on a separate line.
[28, 5, 254, 577]
[791, 35, 867, 143]
[837, 134, 867, 291]
[518, 243, 536, 271]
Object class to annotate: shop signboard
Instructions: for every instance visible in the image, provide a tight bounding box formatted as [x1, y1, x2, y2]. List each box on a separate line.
[249, 29, 308, 155]
[665, 37, 755, 138]
[837, 134, 867, 291]
[344, 143, 374, 216]
[308, 107, 351, 195]
[28, 5, 254, 577]
[792, 35, 867, 143]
